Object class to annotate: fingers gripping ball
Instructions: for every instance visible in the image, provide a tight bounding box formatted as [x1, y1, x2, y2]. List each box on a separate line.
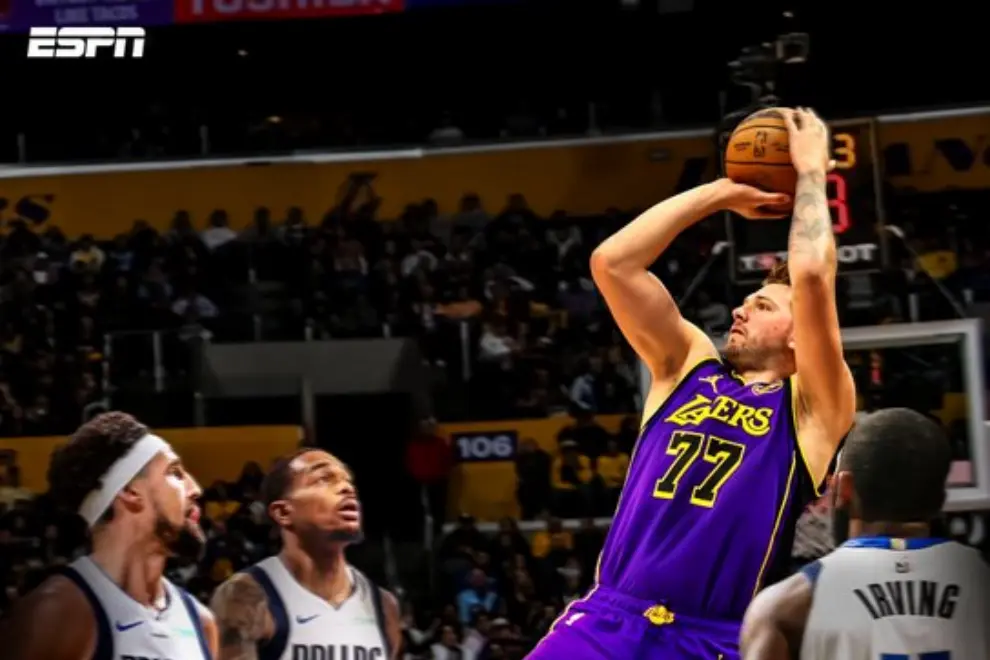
[724, 108, 796, 200]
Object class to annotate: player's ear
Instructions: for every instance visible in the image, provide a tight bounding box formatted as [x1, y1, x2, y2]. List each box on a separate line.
[117, 480, 147, 515]
[833, 471, 854, 510]
[268, 500, 292, 526]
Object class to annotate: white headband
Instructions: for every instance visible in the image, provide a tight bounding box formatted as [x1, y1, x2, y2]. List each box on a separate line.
[78, 434, 173, 527]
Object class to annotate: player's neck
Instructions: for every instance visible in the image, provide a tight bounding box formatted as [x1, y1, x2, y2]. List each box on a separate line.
[90, 526, 169, 607]
[736, 367, 786, 385]
[279, 543, 352, 606]
[852, 521, 932, 539]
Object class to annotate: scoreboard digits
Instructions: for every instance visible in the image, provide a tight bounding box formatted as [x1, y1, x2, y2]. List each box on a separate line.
[727, 120, 885, 282]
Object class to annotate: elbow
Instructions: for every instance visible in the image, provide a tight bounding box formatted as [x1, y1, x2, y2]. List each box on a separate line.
[590, 245, 626, 281]
[589, 245, 614, 275]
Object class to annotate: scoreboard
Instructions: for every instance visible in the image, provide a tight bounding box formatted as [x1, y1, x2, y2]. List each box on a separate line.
[726, 119, 886, 283]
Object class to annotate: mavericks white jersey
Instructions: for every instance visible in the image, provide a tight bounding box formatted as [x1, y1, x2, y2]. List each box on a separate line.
[247, 556, 391, 660]
[800, 537, 990, 660]
[63, 556, 211, 660]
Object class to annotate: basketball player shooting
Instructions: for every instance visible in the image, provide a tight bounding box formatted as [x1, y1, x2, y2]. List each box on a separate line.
[210, 449, 401, 660]
[741, 408, 990, 660]
[0, 411, 217, 660]
[526, 106, 856, 660]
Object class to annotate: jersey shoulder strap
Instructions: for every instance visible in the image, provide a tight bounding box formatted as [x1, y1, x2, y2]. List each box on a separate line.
[177, 587, 212, 660]
[799, 558, 824, 589]
[359, 569, 392, 659]
[244, 565, 290, 660]
[55, 566, 114, 660]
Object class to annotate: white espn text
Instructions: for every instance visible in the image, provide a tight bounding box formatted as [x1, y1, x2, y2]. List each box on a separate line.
[27, 26, 146, 58]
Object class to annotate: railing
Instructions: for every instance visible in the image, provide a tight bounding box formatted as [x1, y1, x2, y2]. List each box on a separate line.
[4, 104, 990, 173]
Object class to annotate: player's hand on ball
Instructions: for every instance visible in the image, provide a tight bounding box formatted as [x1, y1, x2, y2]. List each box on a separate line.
[784, 107, 835, 174]
[713, 178, 792, 219]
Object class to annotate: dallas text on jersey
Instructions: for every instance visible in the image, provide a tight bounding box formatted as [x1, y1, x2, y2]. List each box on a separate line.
[291, 642, 384, 659]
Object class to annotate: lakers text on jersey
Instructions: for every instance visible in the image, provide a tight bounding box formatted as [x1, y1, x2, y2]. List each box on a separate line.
[596, 358, 819, 620]
[801, 537, 990, 660]
[246, 557, 391, 660]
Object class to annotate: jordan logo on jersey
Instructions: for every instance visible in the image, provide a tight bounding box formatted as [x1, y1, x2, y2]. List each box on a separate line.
[291, 644, 383, 660]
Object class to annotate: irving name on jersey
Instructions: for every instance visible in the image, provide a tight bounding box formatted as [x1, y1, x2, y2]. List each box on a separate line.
[853, 578, 960, 621]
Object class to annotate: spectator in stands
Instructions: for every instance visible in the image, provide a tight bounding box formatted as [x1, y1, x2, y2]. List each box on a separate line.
[456, 568, 498, 625]
[430, 622, 472, 659]
[530, 516, 572, 563]
[550, 440, 592, 517]
[462, 610, 492, 658]
[406, 418, 454, 537]
[68, 234, 105, 274]
[558, 410, 609, 459]
[201, 209, 237, 251]
[0, 465, 29, 508]
[572, 517, 604, 579]
[595, 438, 629, 513]
[514, 438, 551, 520]
[171, 288, 219, 320]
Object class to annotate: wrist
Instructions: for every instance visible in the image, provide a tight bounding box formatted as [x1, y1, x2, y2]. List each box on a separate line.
[794, 167, 827, 180]
[702, 179, 735, 212]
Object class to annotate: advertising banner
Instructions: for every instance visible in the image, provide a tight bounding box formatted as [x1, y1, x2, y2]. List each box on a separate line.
[0, 0, 171, 31]
[174, 0, 402, 23]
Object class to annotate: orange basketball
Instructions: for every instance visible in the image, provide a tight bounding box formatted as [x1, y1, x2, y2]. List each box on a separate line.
[724, 107, 796, 200]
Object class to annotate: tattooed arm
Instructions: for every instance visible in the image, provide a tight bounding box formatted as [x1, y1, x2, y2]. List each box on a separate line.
[210, 573, 275, 660]
[784, 108, 857, 485]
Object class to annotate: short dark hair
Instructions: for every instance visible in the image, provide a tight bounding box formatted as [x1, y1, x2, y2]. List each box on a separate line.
[762, 260, 790, 286]
[47, 412, 149, 521]
[841, 408, 951, 522]
[260, 447, 321, 507]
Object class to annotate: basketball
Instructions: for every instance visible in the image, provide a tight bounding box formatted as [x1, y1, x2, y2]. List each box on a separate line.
[724, 107, 796, 200]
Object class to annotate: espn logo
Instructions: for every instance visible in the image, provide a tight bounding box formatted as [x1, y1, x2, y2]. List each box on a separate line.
[27, 27, 146, 58]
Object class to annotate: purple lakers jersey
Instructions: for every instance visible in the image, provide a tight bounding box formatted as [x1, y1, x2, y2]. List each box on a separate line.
[597, 357, 819, 621]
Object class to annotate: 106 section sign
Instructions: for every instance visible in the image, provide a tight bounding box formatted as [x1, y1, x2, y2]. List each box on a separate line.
[453, 431, 518, 462]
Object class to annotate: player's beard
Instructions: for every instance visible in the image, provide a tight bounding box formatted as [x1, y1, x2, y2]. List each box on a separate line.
[154, 510, 206, 561]
[328, 526, 364, 544]
[722, 342, 767, 373]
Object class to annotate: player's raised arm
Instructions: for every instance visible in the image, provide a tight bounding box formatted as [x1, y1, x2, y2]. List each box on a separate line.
[740, 570, 814, 660]
[590, 181, 789, 383]
[784, 108, 857, 479]
[210, 572, 275, 660]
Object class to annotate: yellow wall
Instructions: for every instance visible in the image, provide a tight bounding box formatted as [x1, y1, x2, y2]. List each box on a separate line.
[1, 425, 303, 493]
[2, 111, 987, 238]
[441, 414, 628, 521]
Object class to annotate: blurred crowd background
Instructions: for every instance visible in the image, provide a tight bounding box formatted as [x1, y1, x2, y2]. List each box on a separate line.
[2, 1, 990, 659]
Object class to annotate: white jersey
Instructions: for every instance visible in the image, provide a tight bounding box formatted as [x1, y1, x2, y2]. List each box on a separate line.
[64, 556, 211, 660]
[801, 537, 990, 660]
[247, 556, 391, 660]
